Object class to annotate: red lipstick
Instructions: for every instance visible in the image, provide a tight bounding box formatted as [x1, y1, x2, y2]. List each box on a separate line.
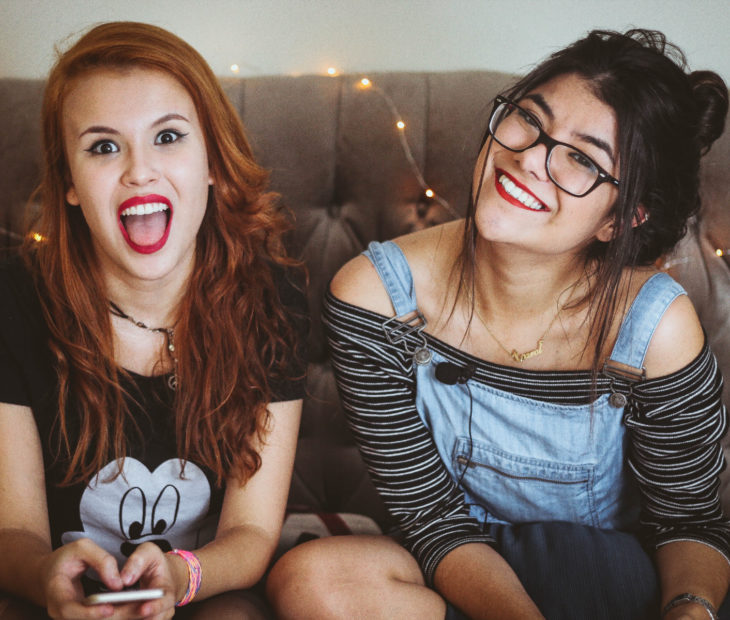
[117, 194, 173, 254]
[494, 169, 548, 212]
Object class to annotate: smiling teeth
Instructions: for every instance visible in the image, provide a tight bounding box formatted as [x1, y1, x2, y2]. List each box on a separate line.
[121, 202, 169, 217]
[498, 175, 544, 210]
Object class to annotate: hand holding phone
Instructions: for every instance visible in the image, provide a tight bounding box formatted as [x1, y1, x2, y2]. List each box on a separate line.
[84, 588, 164, 605]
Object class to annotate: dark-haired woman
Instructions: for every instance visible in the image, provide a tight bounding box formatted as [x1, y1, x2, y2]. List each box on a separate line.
[267, 30, 729, 620]
[0, 22, 305, 620]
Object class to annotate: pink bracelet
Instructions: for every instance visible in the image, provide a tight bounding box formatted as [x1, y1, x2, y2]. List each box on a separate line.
[167, 549, 202, 606]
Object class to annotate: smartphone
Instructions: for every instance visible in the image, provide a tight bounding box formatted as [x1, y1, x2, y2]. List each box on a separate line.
[84, 588, 164, 605]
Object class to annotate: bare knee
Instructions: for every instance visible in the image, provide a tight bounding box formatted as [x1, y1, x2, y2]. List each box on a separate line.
[267, 538, 345, 618]
[266, 535, 441, 620]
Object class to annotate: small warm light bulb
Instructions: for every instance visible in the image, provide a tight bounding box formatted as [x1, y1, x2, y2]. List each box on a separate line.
[359, 77, 371, 88]
[716, 248, 724, 257]
[32, 232, 44, 243]
[425, 189, 434, 198]
[230, 64, 240, 74]
[327, 67, 338, 76]
[396, 120, 406, 130]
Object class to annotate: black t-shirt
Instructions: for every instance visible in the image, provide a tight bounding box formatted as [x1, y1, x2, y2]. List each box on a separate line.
[0, 254, 307, 568]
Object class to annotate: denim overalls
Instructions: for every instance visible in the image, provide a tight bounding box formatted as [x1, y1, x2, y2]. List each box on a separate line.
[365, 240, 686, 530]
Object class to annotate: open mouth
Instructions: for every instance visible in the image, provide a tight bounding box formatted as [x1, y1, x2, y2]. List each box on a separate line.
[117, 195, 172, 254]
[495, 170, 548, 211]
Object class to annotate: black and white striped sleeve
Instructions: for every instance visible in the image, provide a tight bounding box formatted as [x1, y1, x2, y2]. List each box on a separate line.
[323, 291, 495, 584]
[624, 345, 730, 564]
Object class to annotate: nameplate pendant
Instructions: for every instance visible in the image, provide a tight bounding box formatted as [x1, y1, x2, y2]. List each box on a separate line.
[510, 340, 543, 363]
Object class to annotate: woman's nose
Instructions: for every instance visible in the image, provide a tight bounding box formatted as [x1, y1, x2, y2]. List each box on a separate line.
[121, 147, 159, 187]
[515, 141, 550, 183]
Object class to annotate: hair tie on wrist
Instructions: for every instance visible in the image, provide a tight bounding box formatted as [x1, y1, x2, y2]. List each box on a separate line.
[167, 549, 202, 606]
[662, 593, 718, 620]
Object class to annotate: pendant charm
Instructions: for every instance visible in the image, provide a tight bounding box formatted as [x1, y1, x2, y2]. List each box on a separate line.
[609, 392, 627, 408]
[510, 340, 544, 363]
[413, 347, 432, 366]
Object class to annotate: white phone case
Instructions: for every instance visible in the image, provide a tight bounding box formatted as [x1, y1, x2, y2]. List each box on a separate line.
[84, 588, 164, 605]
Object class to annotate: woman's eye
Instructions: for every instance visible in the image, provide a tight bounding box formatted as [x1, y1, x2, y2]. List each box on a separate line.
[569, 150, 597, 171]
[518, 109, 540, 128]
[155, 130, 186, 145]
[87, 140, 118, 155]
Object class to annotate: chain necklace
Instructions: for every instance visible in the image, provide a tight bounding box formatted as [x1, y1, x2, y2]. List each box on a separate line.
[474, 300, 564, 364]
[109, 301, 178, 390]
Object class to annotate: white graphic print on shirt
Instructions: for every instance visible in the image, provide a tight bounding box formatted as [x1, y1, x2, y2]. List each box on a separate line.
[62, 458, 213, 567]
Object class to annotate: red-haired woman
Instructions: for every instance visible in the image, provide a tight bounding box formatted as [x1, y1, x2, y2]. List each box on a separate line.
[0, 22, 306, 619]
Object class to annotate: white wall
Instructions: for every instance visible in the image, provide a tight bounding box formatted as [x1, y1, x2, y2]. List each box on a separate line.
[1, 0, 728, 81]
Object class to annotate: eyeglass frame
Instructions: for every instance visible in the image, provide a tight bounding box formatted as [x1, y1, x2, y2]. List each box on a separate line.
[488, 95, 620, 198]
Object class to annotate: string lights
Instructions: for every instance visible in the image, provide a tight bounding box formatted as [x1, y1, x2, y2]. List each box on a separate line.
[659, 247, 728, 272]
[2, 68, 728, 260]
[351, 73, 458, 219]
[0, 228, 45, 244]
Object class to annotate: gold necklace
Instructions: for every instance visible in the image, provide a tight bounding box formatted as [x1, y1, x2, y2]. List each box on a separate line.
[474, 301, 563, 364]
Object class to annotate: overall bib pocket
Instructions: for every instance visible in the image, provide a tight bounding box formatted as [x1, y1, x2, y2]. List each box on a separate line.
[453, 437, 599, 526]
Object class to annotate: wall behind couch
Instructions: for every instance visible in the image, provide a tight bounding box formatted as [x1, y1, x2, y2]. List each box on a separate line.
[1, 0, 728, 82]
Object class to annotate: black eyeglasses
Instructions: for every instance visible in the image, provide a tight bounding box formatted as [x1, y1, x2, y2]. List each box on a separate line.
[488, 96, 620, 198]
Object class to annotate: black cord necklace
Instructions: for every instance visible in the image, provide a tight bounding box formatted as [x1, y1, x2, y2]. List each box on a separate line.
[109, 301, 178, 390]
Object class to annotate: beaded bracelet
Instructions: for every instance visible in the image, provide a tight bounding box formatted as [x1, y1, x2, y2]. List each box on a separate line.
[167, 549, 202, 607]
[661, 593, 718, 620]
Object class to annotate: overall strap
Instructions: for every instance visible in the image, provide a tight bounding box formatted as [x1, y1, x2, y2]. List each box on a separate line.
[363, 240, 431, 365]
[604, 272, 686, 380]
[363, 240, 418, 316]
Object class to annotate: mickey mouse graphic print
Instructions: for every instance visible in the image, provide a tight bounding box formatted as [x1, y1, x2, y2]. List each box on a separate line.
[61, 458, 216, 568]
[52, 374, 225, 568]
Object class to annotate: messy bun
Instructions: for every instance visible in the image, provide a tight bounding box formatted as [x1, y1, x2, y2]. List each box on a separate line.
[690, 70, 728, 155]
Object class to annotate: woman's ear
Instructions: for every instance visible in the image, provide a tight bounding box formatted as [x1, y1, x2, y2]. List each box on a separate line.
[596, 204, 649, 242]
[66, 185, 80, 206]
[631, 204, 649, 228]
[595, 218, 616, 243]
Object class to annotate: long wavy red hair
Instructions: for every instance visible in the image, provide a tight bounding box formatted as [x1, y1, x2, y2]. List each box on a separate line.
[23, 21, 301, 486]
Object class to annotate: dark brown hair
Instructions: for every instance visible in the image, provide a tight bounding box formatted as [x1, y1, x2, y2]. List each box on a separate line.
[459, 29, 727, 369]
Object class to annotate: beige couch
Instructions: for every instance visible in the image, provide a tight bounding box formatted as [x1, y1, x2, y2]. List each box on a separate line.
[1, 70, 729, 525]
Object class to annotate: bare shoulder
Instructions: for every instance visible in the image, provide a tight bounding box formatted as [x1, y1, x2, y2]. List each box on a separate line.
[329, 253, 395, 316]
[329, 221, 463, 317]
[641, 273, 704, 379]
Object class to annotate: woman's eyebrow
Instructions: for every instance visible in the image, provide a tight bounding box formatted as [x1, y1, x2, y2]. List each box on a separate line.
[523, 93, 554, 121]
[152, 112, 190, 127]
[78, 113, 190, 139]
[577, 132, 615, 165]
[78, 125, 118, 139]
